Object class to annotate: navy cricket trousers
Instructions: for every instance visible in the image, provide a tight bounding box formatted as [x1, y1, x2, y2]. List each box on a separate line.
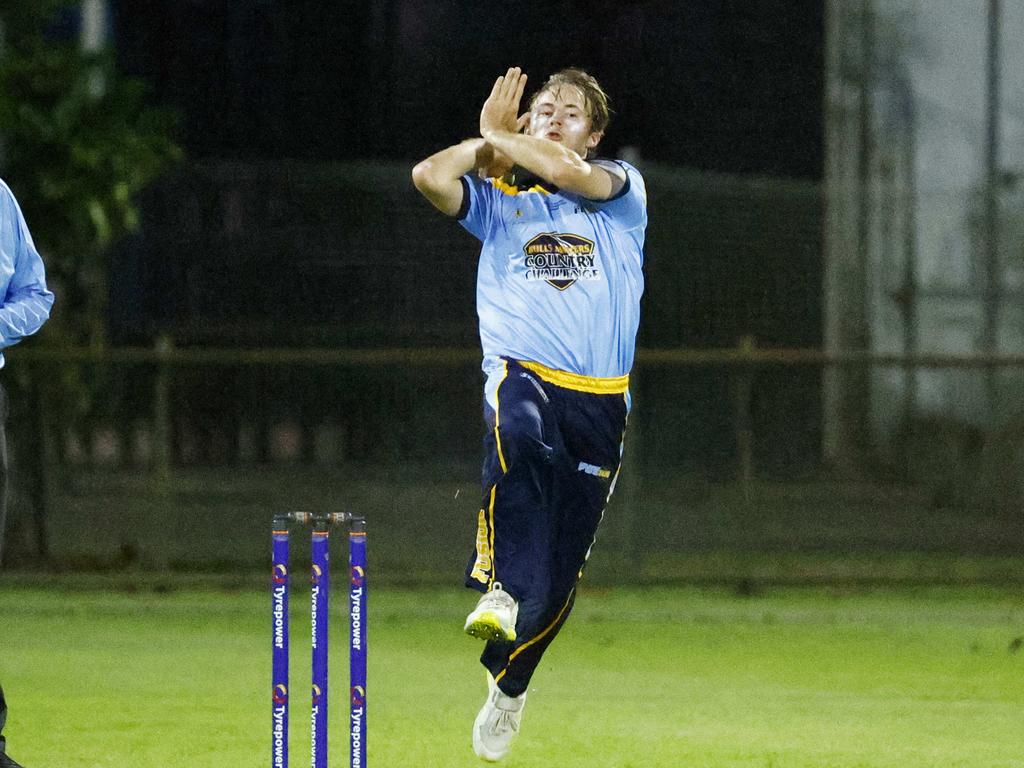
[464, 358, 629, 697]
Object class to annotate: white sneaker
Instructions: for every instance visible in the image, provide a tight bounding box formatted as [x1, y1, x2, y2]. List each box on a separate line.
[473, 673, 526, 761]
[464, 582, 518, 641]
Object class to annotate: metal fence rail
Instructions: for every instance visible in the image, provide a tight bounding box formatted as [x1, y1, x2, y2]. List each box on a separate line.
[14, 336, 1024, 484]
[22, 340, 1024, 368]
[7, 340, 1024, 568]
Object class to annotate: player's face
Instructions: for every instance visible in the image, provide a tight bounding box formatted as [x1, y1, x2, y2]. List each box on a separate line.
[528, 86, 602, 158]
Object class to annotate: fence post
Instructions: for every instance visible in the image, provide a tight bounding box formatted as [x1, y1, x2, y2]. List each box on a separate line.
[153, 334, 172, 483]
[734, 335, 756, 504]
[13, 361, 53, 564]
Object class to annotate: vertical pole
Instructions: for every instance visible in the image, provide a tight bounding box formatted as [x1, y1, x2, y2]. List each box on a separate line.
[349, 518, 368, 768]
[153, 334, 172, 483]
[983, 0, 1002, 420]
[271, 518, 290, 768]
[311, 522, 330, 768]
[897, 71, 920, 454]
[734, 336, 755, 504]
[850, 0, 875, 467]
[24, 365, 52, 562]
[80, 0, 108, 51]
[80, 0, 109, 98]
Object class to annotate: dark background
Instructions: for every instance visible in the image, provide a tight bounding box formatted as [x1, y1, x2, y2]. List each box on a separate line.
[99, 0, 826, 478]
[111, 0, 823, 178]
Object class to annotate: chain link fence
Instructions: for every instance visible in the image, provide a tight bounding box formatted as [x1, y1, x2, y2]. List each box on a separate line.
[3, 346, 1022, 585]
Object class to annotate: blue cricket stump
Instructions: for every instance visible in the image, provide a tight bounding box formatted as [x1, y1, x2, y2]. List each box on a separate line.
[271, 511, 366, 768]
[271, 521, 290, 768]
[349, 519, 367, 768]
[311, 523, 330, 768]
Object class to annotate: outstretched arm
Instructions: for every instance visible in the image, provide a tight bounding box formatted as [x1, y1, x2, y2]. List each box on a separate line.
[411, 139, 497, 216]
[481, 129, 624, 200]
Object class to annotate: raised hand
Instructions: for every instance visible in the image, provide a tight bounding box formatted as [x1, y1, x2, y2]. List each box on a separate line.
[480, 67, 528, 137]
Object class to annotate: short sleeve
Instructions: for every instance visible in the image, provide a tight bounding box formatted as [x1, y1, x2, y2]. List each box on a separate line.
[587, 160, 647, 231]
[457, 174, 501, 242]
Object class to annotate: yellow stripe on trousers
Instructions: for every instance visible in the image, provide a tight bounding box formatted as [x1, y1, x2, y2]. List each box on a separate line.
[495, 587, 575, 685]
[488, 360, 509, 588]
[486, 485, 498, 589]
[493, 361, 508, 473]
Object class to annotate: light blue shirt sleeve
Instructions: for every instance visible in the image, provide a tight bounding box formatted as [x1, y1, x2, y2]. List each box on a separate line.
[0, 181, 55, 363]
[586, 160, 647, 233]
[457, 174, 501, 241]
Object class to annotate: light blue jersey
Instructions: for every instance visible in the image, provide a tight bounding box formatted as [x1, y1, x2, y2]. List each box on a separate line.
[459, 159, 646, 380]
[0, 179, 54, 369]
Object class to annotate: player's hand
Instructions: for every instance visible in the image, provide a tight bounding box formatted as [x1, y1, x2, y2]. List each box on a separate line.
[475, 142, 514, 179]
[480, 67, 529, 137]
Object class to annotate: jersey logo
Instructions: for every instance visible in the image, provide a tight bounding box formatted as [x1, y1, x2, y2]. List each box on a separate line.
[523, 232, 600, 290]
[578, 461, 612, 478]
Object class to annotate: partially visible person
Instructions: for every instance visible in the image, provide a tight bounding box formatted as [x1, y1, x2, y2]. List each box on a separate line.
[0, 686, 26, 768]
[0, 177, 56, 768]
[0, 177, 53, 564]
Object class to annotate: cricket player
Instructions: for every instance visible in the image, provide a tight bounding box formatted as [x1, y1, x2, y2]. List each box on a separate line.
[0, 177, 56, 768]
[412, 67, 646, 761]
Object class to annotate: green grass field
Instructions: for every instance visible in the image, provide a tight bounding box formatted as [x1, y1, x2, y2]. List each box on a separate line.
[2, 582, 1022, 767]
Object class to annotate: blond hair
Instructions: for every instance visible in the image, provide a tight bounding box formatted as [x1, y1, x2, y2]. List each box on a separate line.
[529, 68, 611, 135]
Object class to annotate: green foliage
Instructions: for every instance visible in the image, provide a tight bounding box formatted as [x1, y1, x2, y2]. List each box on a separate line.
[0, 0, 70, 45]
[0, 14, 182, 347]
